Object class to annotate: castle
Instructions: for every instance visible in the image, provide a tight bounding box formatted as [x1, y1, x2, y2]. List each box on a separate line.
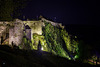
[0, 17, 64, 46]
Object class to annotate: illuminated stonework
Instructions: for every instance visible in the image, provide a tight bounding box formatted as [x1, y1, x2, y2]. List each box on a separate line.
[24, 21, 45, 35]
[0, 18, 64, 46]
[0, 17, 79, 60]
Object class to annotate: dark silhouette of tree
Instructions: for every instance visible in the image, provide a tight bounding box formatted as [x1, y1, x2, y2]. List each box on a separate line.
[1, 36, 3, 45]
[0, 0, 29, 21]
[77, 40, 92, 62]
[38, 40, 41, 51]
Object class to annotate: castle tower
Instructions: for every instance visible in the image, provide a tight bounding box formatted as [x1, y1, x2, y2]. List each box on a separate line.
[9, 19, 24, 46]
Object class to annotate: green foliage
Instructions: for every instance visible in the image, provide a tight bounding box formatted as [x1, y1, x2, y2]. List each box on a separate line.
[19, 21, 79, 60]
[61, 29, 79, 59]
[19, 36, 31, 50]
[31, 33, 48, 51]
[43, 22, 71, 59]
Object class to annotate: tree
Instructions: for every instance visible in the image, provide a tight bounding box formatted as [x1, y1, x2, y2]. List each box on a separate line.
[0, 0, 28, 21]
[0, 0, 13, 21]
[77, 40, 91, 61]
[38, 40, 41, 51]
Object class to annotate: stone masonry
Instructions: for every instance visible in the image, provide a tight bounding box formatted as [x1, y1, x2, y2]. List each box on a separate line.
[0, 17, 64, 46]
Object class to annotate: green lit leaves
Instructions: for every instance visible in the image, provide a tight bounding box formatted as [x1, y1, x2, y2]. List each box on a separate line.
[31, 33, 48, 51]
[61, 28, 79, 59]
[43, 22, 71, 59]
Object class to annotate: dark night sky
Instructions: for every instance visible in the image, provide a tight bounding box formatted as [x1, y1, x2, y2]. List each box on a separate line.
[21, 0, 100, 47]
[22, 0, 99, 25]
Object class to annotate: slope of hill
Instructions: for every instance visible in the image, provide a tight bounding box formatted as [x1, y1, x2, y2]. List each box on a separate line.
[0, 45, 97, 67]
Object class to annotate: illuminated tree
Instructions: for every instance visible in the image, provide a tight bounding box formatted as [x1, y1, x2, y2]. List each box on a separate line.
[42, 22, 77, 59]
[31, 33, 48, 51]
[18, 20, 79, 60]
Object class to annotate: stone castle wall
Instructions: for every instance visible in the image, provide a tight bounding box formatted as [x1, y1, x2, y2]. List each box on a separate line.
[9, 19, 24, 46]
[0, 18, 64, 46]
[41, 18, 64, 29]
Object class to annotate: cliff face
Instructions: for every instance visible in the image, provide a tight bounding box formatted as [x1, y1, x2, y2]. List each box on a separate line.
[0, 18, 78, 60]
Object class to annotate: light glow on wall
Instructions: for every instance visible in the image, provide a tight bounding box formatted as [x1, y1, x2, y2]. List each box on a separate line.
[41, 47, 43, 50]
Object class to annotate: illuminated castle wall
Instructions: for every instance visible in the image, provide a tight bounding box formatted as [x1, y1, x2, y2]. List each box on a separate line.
[0, 18, 64, 46]
[9, 19, 24, 46]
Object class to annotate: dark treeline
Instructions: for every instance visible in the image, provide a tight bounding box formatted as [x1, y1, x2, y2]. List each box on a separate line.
[0, 0, 30, 21]
[65, 24, 100, 53]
